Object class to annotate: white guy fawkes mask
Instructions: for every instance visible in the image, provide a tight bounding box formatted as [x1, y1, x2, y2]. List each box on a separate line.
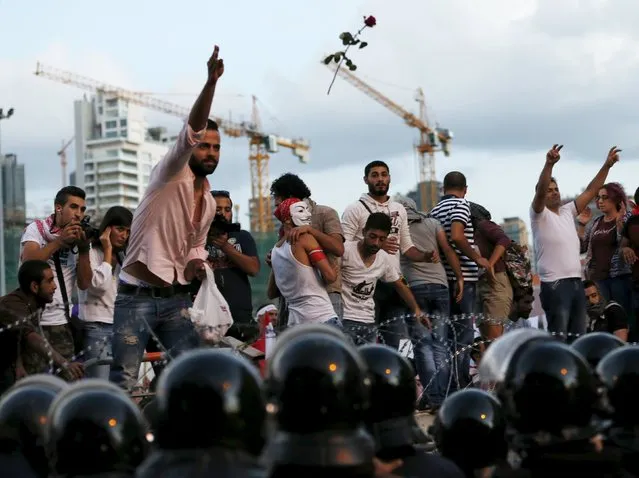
[290, 202, 312, 226]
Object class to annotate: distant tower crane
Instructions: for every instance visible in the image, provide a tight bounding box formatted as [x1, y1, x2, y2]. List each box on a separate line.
[57, 137, 74, 187]
[324, 62, 453, 211]
[34, 62, 310, 232]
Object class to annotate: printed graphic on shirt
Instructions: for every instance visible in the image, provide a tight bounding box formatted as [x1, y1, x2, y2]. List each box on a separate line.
[340, 241, 400, 323]
[389, 210, 400, 235]
[352, 280, 376, 301]
[207, 237, 243, 269]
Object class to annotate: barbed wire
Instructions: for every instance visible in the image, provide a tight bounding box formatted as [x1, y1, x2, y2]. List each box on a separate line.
[0, 298, 607, 405]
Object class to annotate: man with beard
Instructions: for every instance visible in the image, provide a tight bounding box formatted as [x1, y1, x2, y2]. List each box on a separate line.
[109, 46, 225, 391]
[531, 144, 620, 342]
[584, 280, 628, 341]
[341, 161, 438, 348]
[0, 260, 59, 392]
[341, 213, 427, 345]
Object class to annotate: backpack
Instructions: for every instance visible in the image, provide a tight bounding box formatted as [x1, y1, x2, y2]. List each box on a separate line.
[503, 241, 534, 319]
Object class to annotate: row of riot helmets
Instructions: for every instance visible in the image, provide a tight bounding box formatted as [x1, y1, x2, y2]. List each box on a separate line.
[1, 325, 637, 478]
[433, 328, 639, 477]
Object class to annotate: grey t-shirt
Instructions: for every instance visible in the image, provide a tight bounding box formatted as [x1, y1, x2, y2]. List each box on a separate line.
[400, 218, 449, 288]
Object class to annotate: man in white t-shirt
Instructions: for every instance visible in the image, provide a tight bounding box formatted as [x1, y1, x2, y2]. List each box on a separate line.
[531, 144, 621, 341]
[341, 160, 437, 349]
[20, 186, 87, 380]
[341, 212, 427, 345]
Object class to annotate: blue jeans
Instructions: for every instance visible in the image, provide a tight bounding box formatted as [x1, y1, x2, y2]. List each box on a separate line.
[342, 319, 377, 345]
[540, 278, 587, 342]
[597, 275, 635, 338]
[329, 292, 344, 321]
[410, 283, 451, 406]
[448, 281, 477, 391]
[109, 292, 201, 391]
[373, 281, 409, 349]
[83, 322, 113, 380]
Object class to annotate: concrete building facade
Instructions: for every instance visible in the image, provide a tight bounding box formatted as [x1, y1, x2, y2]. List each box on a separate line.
[73, 93, 170, 221]
[0, 154, 27, 295]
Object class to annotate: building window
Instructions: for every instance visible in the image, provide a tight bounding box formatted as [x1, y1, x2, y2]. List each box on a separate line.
[106, 149, 119, 157]
[105, 131, 117, 138]
[105, 98, 118, 108]
[120, 119, 127, 127]
[105, 120, 117, 129]
[84, 163, 94, 171]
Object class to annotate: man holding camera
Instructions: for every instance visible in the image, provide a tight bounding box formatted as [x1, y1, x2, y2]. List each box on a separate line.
[19, 186, 86, 381]
[197, 190, 260, 342]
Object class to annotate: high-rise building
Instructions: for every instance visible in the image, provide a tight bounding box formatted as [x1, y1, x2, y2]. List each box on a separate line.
[0, 154, 27, 295]
[500, 216, 529, 248]
[74, 93, 170, 221]
[404, 180, 442, 212]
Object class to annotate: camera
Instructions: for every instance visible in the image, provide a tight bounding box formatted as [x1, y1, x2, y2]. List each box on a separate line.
[80, 216, 100, 241]
[210, 214, 241, 235]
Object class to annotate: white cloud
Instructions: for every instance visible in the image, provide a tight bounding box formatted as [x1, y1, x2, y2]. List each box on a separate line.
[6, 0, 639, 224]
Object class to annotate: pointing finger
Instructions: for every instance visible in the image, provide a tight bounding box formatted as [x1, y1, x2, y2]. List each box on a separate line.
[557, 144, 564, 151]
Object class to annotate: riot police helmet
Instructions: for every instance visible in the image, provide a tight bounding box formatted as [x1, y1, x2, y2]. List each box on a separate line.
[155, 348, 266, 457]
[0, 374, 68, 476]
[432, 389, 507, 473]
[359, 344, 427, 450]
[571, 332, 625, 370]
[266, 329, 374, 469]
[499, 340, 599, 436]
[46, 379, 148, 477]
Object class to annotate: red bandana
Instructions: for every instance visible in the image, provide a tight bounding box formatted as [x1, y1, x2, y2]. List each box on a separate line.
[274, 197, 302, 224]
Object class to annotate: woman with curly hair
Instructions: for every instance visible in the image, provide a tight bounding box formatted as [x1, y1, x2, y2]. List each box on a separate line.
[577, 182, 634, 335]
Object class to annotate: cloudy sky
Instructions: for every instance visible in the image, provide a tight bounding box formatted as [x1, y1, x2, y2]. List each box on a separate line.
[2, 0, 639, 240]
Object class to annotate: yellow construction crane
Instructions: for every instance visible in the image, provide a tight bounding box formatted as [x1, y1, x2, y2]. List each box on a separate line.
[34, 62, 310, 232]
[57, 136, 74, 188]
[325, 62, 452, 211]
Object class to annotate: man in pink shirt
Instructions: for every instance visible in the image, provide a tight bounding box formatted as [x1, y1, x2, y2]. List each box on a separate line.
[109, 46, 225, 391]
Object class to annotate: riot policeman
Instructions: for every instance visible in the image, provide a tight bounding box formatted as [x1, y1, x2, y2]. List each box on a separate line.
[265, 324, 377, 477]
[431, 389, 507, 477]
[0, 374, 68, 477]
[359, 343, 464, 477]
[571, 332, 625, 370]
[136, 348, 267, 478]
[597, 345, 639, 476]
[487, 338, 628, 477]
[46, 379, 149, 478]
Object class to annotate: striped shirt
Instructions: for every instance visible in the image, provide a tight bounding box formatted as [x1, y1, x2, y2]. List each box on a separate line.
[429, 195, 479, 282]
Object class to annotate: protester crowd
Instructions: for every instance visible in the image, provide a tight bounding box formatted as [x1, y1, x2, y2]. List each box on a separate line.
[1, 46, 639, 476]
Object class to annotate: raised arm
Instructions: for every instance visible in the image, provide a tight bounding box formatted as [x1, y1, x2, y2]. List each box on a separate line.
[574, 147, 621, 214]
[532, 144, 562, 214]
[152, 46, 225, 181]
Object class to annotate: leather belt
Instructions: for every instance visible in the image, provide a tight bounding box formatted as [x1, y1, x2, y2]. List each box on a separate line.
[117, 283, 191, 299]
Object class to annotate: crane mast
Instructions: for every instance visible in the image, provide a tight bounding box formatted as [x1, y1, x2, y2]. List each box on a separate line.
[325, 62, 452, 211]
[35, 62, 310, 232]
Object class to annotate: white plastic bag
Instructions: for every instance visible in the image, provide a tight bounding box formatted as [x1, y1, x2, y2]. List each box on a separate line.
[188, 264, 233, 343]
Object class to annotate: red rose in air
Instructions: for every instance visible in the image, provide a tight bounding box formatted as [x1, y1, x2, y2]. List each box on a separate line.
[323, 14, 377, 94]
